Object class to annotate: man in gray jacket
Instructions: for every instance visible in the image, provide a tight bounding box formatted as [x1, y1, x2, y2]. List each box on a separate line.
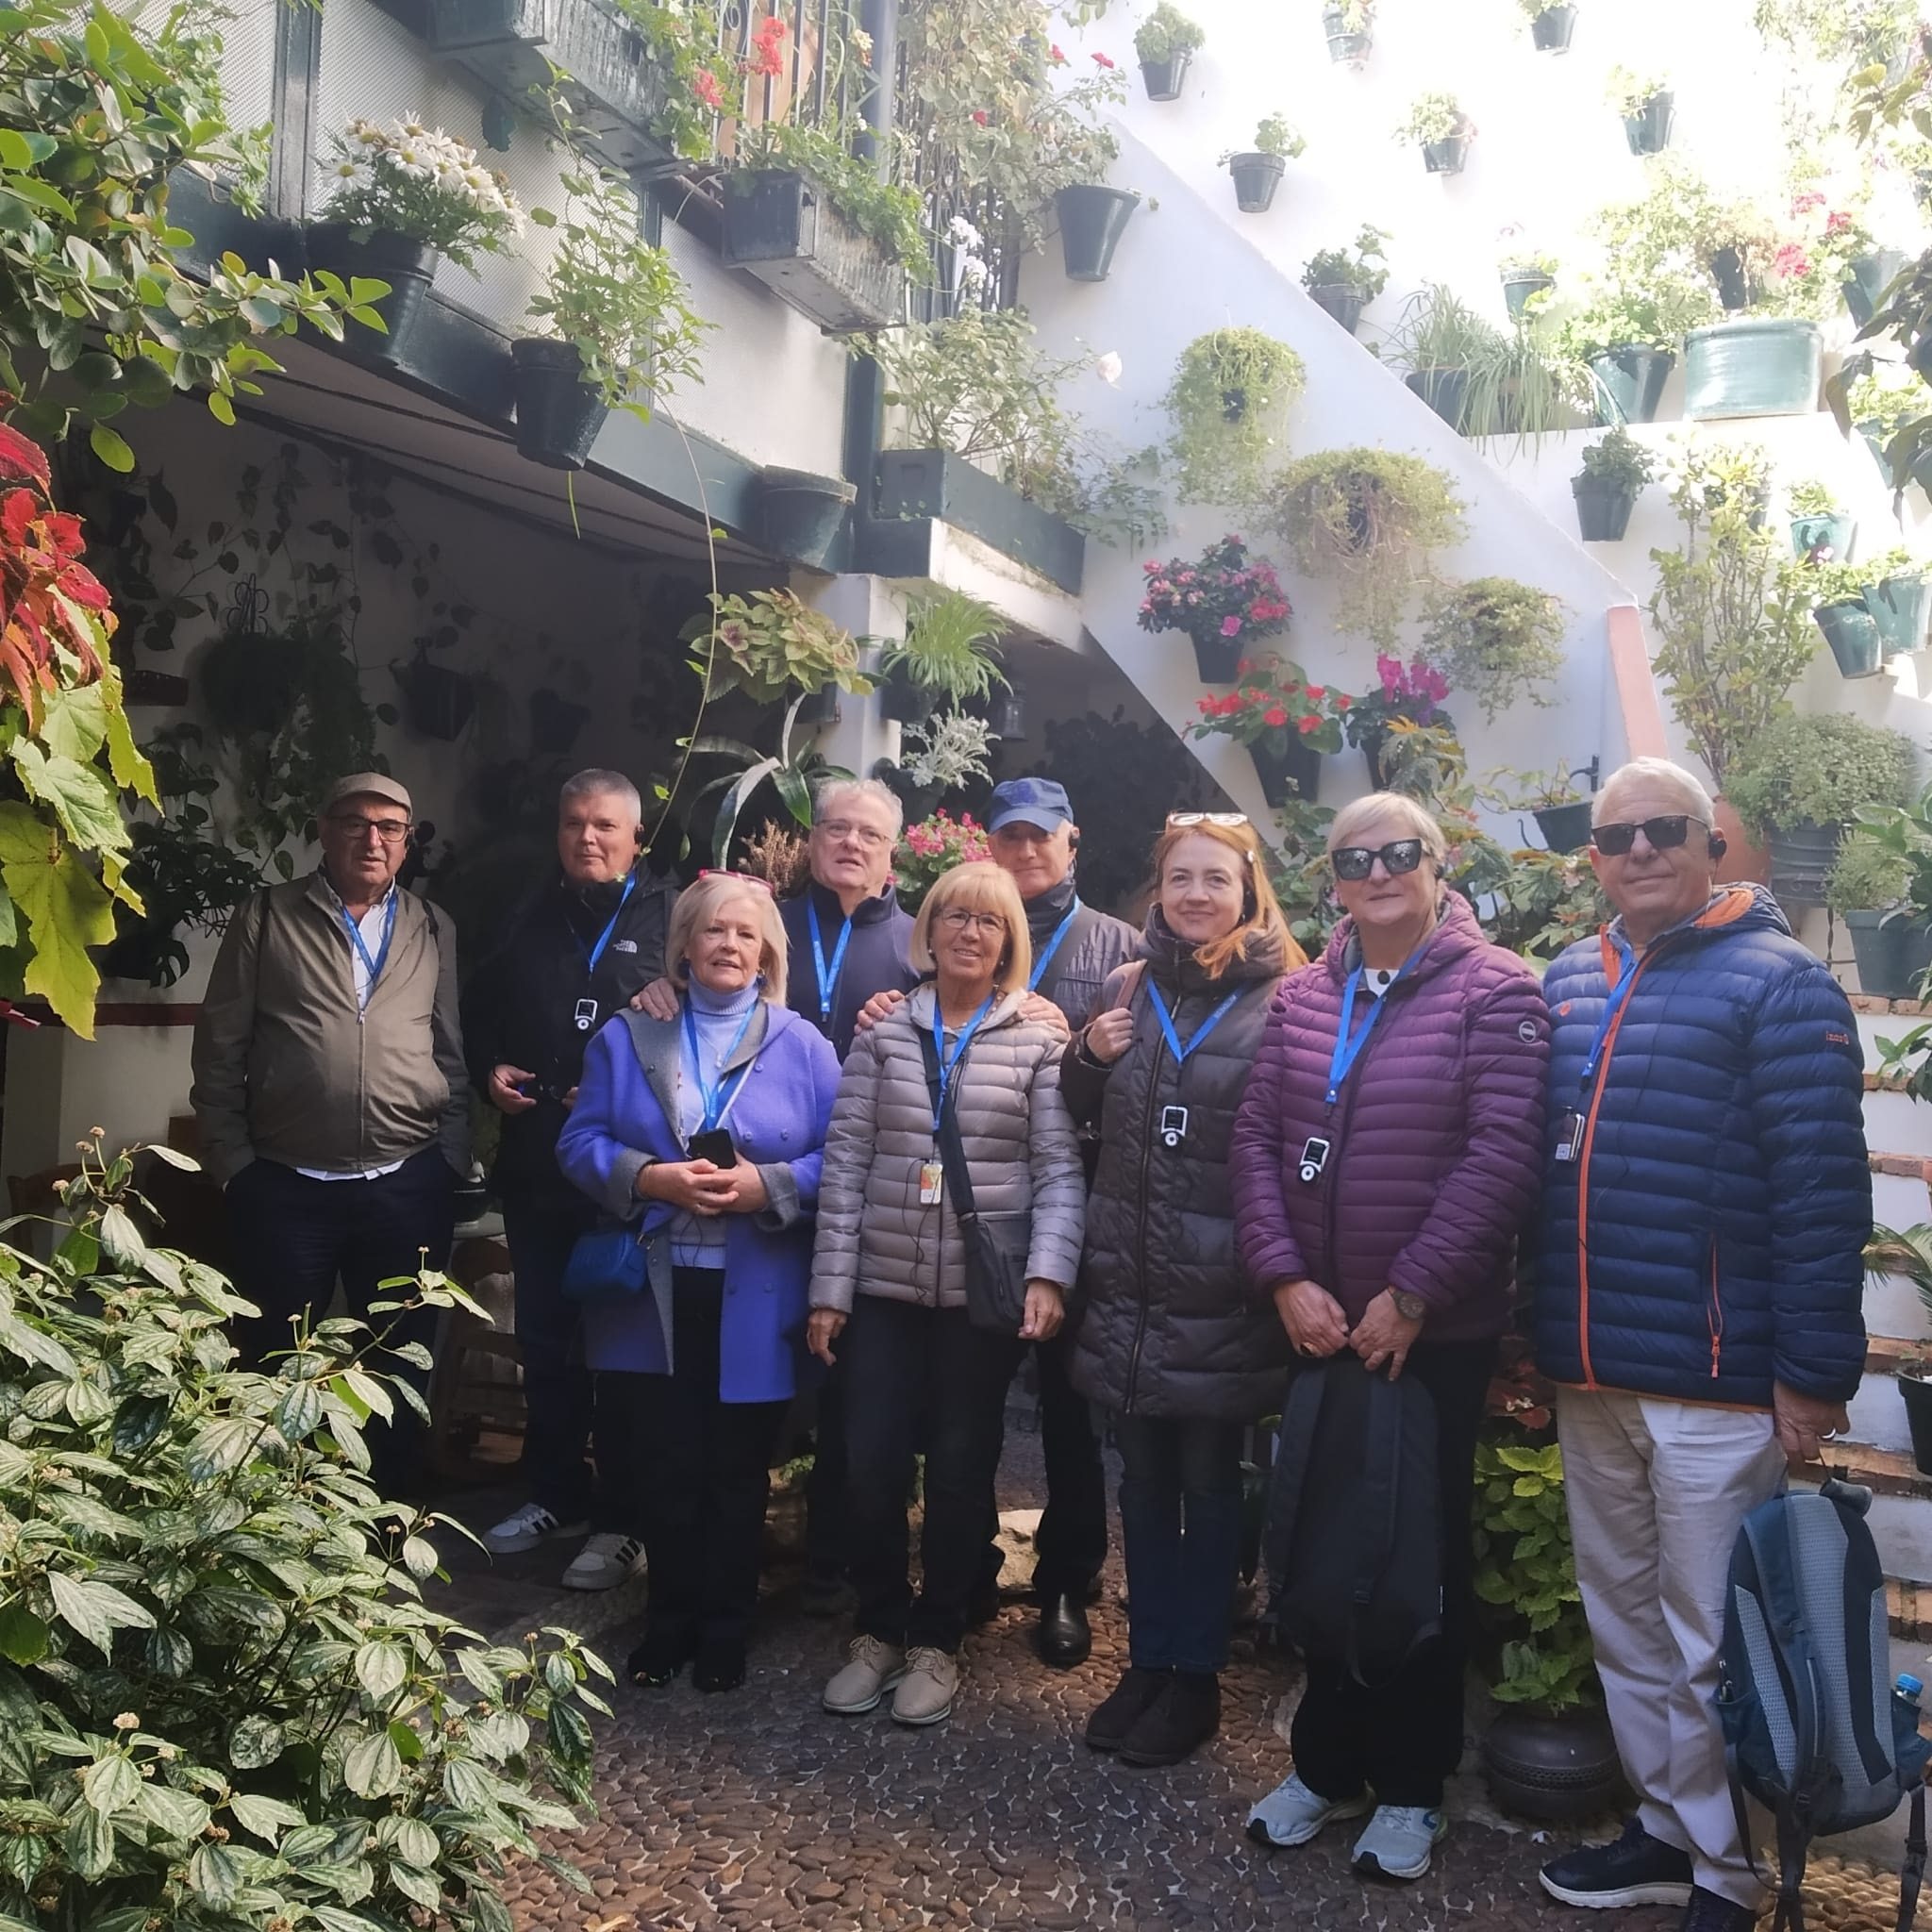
[192, 772, 469, 1488]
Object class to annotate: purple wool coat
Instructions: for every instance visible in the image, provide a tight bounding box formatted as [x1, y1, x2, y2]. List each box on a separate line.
[1228, 892, 1550, 1341]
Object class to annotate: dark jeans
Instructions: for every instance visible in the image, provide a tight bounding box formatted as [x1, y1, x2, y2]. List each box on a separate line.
[1031, 1327, 1109, 1598]
[604, 1269, 786, 1647]
[501, 1191, 617, 1528]
[803, 1356, 849, 1582]
[225, 1147, 456, 1492]
[843, 1296, 1022, 1654]
[1115, 1414, 1245, 1674]
[1290, 1337, 1499, 1810]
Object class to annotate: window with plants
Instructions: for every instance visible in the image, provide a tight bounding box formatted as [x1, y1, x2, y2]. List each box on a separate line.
[1163, 328, 1307, 506]
[1419, 577, 1568, 723]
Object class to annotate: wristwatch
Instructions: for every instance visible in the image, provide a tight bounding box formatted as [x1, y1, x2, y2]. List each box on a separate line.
[1391, 1289, 1428, 1324]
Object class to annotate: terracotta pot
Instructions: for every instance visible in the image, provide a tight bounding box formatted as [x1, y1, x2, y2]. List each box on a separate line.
[1711, 796, 1769, 886]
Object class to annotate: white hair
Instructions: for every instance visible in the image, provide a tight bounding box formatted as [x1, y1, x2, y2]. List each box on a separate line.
[1592, 758, 1716, 826]
[559, 769, 641, 821]
[813, 776, 904, 839]
[1326, 791, 1450, 864]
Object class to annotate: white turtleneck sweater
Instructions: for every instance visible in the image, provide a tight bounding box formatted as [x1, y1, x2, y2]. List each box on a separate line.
[672, 977, 761, 1268]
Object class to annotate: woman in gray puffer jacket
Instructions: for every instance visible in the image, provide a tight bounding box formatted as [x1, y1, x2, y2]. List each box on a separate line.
[1061, 816, 1303, 1770]
[808, 861, 1084, 1731]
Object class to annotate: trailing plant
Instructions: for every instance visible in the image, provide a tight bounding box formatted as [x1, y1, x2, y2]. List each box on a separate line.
[1252, 114, 1306, 158]
[1164, 328, 1307, 505]
[681, 589, 873, 706]
[893, 711, 1000, 791]
[1725, 710, 1915, 837]
[525, 160, 710, 417]
[895, 808, 991, 910]
[1188, 659, 1348, 757]
[1826, 828, 1913, 913]
[1605, 64, 1670, 115]
[1268, 448, 1466, 645]
[1419, 577, 1567, 722]
[1135, 3, 1205, 63]
[880, 591, 1008, 705]
[1302, 225, 1391, 301]
[1576, 427, 1657, 491]
[1342, 653, 1453, 750]
[1137, 536, 1292, 649]
[321, 117, 525, 268]
[1395, 91, 1472, 146]
[0, 1139, 610, 1931]
[691, 691, 853, 867]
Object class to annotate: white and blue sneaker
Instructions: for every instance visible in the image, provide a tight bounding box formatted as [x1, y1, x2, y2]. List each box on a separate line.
[1352, 1804, 1448, 1881]
[1245, 1772, 1373, 1848]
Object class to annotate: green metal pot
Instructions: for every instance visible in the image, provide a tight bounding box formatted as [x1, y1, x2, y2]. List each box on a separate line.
[1846, 909, 1932, 1001]
[1588, 344, 1674, 425]
[1861, 574, 1931, 657]
[1843, 248, 1906, 329]
[1789, 512, 1854, 561]
[1813, 600, 1883, 679]
[1682, 319, 1822, 422]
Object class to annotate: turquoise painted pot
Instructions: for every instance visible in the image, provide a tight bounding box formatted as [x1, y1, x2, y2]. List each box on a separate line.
[1682, 319, 1822, 422]
[1861, 574, 1931, 657]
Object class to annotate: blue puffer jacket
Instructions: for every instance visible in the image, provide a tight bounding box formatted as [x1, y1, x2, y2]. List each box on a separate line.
[1532, 886, 1869, 1409]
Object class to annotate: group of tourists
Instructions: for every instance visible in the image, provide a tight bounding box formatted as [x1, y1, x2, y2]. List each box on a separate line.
[190, 749, 1871, 1932]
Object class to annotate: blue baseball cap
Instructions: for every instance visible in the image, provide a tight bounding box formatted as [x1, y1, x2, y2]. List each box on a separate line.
[989, 777, 1074, 833]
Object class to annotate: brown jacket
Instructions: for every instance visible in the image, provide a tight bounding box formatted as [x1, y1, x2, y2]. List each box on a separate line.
[191, 872, 469, 1186]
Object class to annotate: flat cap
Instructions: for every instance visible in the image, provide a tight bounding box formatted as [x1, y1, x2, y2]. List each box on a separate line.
[321, 771, 412, 816]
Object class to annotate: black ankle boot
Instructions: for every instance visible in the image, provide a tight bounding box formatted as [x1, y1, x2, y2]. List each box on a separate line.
[1084, 1667, 1171, 1753]
[627, 1624, 696, 1688]
[1117, 1671, 1221, 1768]
[692, 1633, 746, 1693]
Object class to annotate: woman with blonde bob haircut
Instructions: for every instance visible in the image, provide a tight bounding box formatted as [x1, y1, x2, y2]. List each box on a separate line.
[808, 859, 1084, 1729]
[1060, 813, 1304, 1767]
[664, 870, 791, 996]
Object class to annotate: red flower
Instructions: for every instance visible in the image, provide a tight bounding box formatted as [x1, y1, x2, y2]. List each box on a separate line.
[1262, 707, 1288, 727]
[745, 13, 788, 76]
[1334, 692, 1352, 709]
[1297, 715, 1321, 734]
[1772, 242, 1812, 280]
[693, 67, 724, 108]
[972, 108, 990, 125]
[1220, 615, 1241, 637]
[1825, 209, 1854, 236]
[1093, 49, 1115, 66]
[1049, 42, 1066, 63]
[1305, 685, 1325, 703]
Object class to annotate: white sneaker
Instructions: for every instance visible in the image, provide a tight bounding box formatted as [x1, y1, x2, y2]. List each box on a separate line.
[560, 1532, 644, 1591]
[482, 1502, 589, 1556]
[1245, 1772, 1373, 1848]
[1352, 1804, 1448, 1881]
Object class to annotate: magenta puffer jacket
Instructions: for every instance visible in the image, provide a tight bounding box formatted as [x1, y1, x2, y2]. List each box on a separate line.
[1229, 892, 1549, 1341]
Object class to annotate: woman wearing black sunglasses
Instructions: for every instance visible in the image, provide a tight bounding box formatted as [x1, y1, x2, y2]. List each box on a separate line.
[1230, 791, 1548, 1883]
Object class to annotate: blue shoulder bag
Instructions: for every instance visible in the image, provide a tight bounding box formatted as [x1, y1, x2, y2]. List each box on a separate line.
[560, 1222, 651, 1301]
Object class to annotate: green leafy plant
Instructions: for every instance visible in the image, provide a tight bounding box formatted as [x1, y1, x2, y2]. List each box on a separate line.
[1251, 114, 1306, 158]
[1164, 328, 1307, 506]
[0, 1137, 609, 1931]
[1269, 449, 1467, 645]
[600, 0, 737, 161]
[681, 588, 874, 707]
[691, 691, 853, 867]
[1187, 658, 1349, 757]
[1605, 64, 1670, 114]
[1483, 763, 1589, 810]
[1826, 827, 1913, 913]
[1419, 577, 1567, 722]
[1754, 0, 1922, 64]
[732, 117, 930, 274]
[1394, 90, 1472, 146]
[1302, 225, 1390, 302]
[1802, 558, 1874, 608]
[1134, 2, 1205, 63]
[1725, 710, 1915, 837]
[1862, 541, 1929, 585]
[1789, 477, 1844, 518]
[1576, 427, 1657, 491]
[321, 117, 525, 269]
[1327, 0, 1374, 28]
[880, 591, 1008, 706]
[1867, 1224, 1932, 1351]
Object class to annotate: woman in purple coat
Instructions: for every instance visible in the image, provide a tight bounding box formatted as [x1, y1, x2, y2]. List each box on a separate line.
[1230, 793, 1548, 1883]
[558, 872, 840, 1695]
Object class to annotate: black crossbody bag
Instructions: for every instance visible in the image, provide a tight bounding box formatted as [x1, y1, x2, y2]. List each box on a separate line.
[917, 1030, 1032, 1335]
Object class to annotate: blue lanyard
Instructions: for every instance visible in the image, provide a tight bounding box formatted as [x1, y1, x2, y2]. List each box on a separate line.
[341, 893, 397, 1000]
[1324, 945, 1425, 1105]
[577, 873, 636, 977]
[931, 994, 997, 1133]
[1028, 901, 1081, 993]
[1147, 981, 1243, 1067]
[1579, 937, 1640, 1088]
[808, 899, 854, 1027]
[681, 995, 761, 1132]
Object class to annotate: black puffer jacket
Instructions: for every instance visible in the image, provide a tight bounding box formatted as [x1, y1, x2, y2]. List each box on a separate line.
[1062, 913, 1294, 1420]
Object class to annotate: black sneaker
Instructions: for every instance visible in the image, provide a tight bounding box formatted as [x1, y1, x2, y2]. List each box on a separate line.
[1084, 1667, 1170, 1753]
[1680, 1887, 1757, 1932]
[1540, 1817, 1694, 1909]
[692, 1634, 747, 1694]
[1116, 1671, 1221, 1769]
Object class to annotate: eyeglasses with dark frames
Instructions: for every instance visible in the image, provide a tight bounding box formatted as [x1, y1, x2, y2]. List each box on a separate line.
[1589, 816, 1706, 857]
[1331, 840, 1425, 882]
[327, 813, 411, 844]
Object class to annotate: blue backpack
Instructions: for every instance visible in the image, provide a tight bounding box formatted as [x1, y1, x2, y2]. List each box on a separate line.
[1717, 1480, 1929, 1932]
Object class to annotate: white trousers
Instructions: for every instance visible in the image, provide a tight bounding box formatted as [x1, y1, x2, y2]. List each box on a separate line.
[1557, 1388, 1787, 1908]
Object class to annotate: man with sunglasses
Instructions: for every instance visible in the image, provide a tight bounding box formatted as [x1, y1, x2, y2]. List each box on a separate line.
[1532, 758, 1869, 1932]
[192, 772, 469, 1493]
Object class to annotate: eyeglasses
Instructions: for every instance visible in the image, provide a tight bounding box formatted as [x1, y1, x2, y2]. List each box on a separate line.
[817, 818, 893, 850]
[1331, 840, 1425, 882]
[1589, 815, 1706, 857]
[1167, 812, 1250, 828]
[328, 814, 410, 844]
[936, 908, 1007, 934]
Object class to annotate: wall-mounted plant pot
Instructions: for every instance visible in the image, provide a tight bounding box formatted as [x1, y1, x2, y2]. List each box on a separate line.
[721, 169, 906, 334]
[1359, 734, 1389, 791]
[1856, 424, 1932, 496]
[395, 651, 475, 741]
[121, 667, 192, 706]
[872, 448, 1086, 594]
[1847, 910, 1932, 1002]
[1790, 512, 1855, 561]
[1250, 734, 1323, 808]
[1421, 135, 1472, 175]
[1228, 152, 1286, 214]
[305, 225, 438, 368]
[1322, 8, 1371, 63]
[1814, 599, 1884, 678]
[793, 683, 842, 729]
[1502, 267, 1554, 319]
[753, 466, 856, 570]
[1843, 248, 1906, 329]
[1140, 49, 1191, 100]
[530, 686, 590, 757]
[1530, 4, 1577, 50]
[1188, 632, 1242, 682]
[1707, 245, 1755, 312]
[1405, 365, 1470, 428]
[1480, 1707, 1622, 1823]
[1900, 1371, 1932, 1476]
[1682, 319, 1821, 422]
[1056, 184, 1140, 282]
[1308, 283, 1366, 334]
[1588, 344, 1674, 425]
[1571, 475, 1638, 542]
[878, 670, 937, 725]
[1534, 801, 1595, 853]
[510, 339, 608, 471]
[1862, 574, 1931, 656]
[1622, 91, 1674, 154]
[1766, 818, 1842, 911]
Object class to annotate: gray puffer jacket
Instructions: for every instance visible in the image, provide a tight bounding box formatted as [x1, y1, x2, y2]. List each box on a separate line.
[1063, 914, 1295, 1420]
[809, 984, 1086, 1315]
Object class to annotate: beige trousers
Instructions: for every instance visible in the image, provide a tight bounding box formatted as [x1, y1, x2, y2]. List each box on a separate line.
[1557, 1387, 1787, 1908]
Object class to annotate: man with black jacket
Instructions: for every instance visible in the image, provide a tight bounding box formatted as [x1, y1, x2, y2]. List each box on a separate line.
[464, 770, 673, 1589]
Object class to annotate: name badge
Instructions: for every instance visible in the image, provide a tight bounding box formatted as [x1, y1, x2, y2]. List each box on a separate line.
[574, 997, 600, 1033]
[919, 1160, 943, 1206]
[1158, 1105, 1190, 1150]
[1554, 1109, 1584, 1162]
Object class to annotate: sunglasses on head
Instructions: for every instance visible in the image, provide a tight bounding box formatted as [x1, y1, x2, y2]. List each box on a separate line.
[1167, 812, 1250, 829]
[1589, 815, 1706, 857]
[1331, 840, 1425, 882]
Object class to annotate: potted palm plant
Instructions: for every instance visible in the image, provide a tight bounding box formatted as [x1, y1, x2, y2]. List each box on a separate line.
[1607, 66, 1674, 154]
[1788, 478, 1855, 562]
[1135, 3, 1204, 100]
[1224, 116, 1305, 215]
[1397, 92, 1475, 175]
[1522, 0, 1578, 52]
[1802, 560, 1884, 679]
[1322, 0, 1374, 65]
[1570, 427, 1655, 541]
[876, 590, 1008, 724]
[1301, 225, 1390, 335]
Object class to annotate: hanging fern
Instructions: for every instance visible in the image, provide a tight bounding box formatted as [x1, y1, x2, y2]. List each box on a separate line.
[1164, 326, 1306, 507]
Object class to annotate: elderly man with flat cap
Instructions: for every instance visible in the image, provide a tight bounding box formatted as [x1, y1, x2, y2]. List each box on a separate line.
[192, 772, 469, 1488]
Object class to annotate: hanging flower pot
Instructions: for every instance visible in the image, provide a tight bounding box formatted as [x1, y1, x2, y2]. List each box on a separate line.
[1571, 475, 1638, 542]
[1250, 733, 1324, 808]
[394, 646, 475, 741]
[306, 225, 439, 369]
[792, 682, 842, 729]
[1227, 153, 1286, 214]
[1842, 248, 1906, 329]
[1190, 631, 1243, 682]
[1790, 512, 1855, 560]
[1056, 185, 1140, 283]
[1846, 911, 1932, 1001]
[1682, 320, 1821, 422]
[1308, 284, 1366, 334]
[752, 466, 856, 570]
[1422, 134, 1472, 175]
[1501, 267, 1554, 320]
[510, 339, 608, 472]
[1766, 819, 1842, 910]
[1861, 574, 1931, 657]
[1622, 90, 1674, 155]
[1405, 366, 1470, 428]
[1358, 730, 1389, 791]
[1534, 801, 1595, 853]
[879, 668, 937, 724]
[1814, 600, 1884, 679]
[1707, 245, 1755, 311]
[1140, 49, 1191, 100]
[1529, 4, 1577, 51]
[1589, 345, 1674, 425]
[1322, 7, 1371, 64]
